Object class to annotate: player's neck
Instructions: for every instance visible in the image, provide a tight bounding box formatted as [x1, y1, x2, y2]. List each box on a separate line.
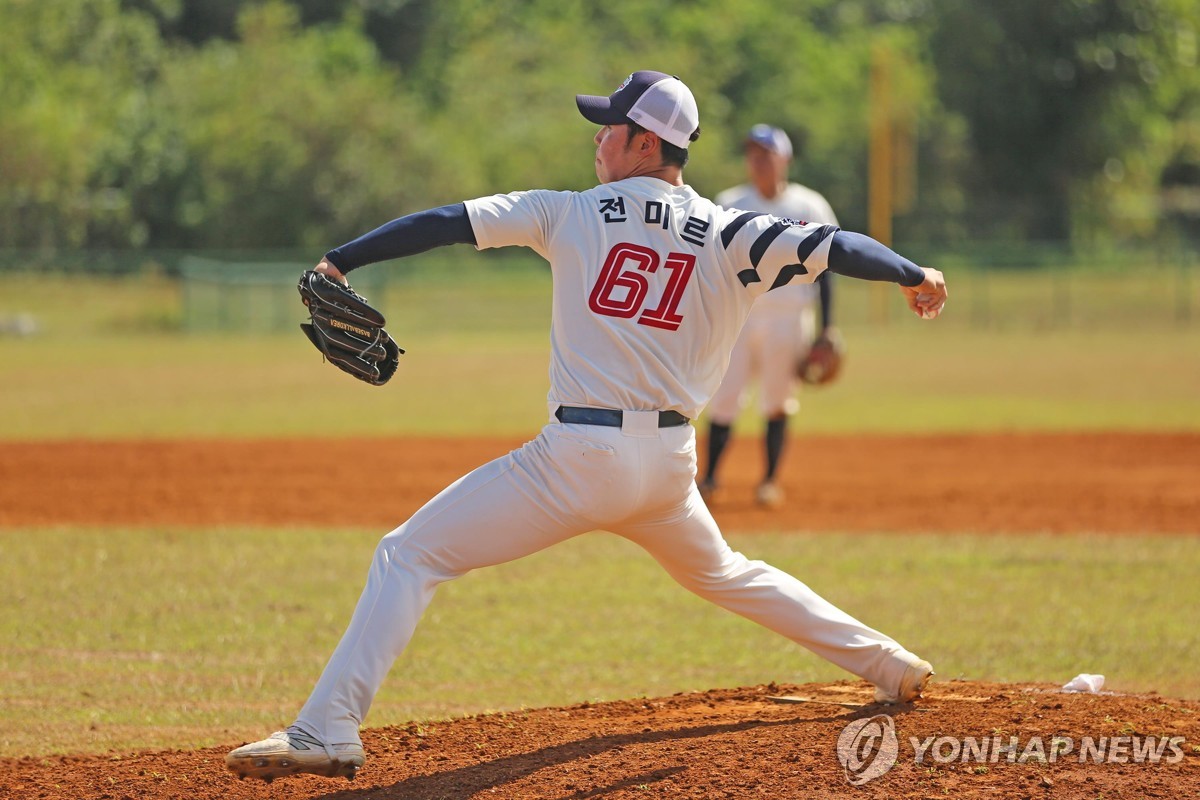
[624, 162, 684, 186]
[755, 178, 787, 200]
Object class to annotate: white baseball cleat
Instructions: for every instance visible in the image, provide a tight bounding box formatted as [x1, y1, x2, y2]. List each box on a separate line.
[225, 725, 365, 783]
[755, 481, 785, 509]
[874, 659, 934, 704]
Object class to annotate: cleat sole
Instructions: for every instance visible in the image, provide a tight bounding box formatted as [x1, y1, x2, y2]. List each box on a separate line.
[226, 753, 365, 783]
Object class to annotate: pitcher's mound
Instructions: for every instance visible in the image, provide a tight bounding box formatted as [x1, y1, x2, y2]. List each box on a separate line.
[4, 680, 1198, 799]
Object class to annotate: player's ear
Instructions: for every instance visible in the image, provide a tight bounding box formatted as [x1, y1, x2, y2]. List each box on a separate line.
[640, 130, 659, 154]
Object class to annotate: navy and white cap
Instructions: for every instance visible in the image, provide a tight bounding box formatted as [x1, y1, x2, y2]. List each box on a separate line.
[576, 71, 700, 150]
[746, 124, 793, 159]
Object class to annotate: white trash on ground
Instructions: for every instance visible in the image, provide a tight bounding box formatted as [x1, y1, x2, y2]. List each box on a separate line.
[1062, 673, 1105, 693]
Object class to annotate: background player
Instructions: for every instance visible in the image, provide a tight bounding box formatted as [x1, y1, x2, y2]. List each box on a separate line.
[701, 125, 841, 508]
[226, 70, 945, 783]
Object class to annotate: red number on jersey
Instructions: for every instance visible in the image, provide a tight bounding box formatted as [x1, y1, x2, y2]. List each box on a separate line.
[638, 251, 695, 330]
[587, 242, 696, 331]
[588, 243, 653, 318]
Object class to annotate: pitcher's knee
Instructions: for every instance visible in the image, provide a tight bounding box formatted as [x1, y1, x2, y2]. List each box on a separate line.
[675, 554, 767, 592]
[374, 527, 461, 582]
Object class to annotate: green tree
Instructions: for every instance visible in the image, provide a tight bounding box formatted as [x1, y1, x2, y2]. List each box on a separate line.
[398, 0, 912, 232]
[926, 0, 1200, 242]
[0, 0, 173, 247]
[159, 2, 433, 247]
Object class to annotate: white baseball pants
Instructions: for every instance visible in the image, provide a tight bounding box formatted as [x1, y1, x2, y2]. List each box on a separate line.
[296, 414, 919, 745]
[706, 305, 816, 423]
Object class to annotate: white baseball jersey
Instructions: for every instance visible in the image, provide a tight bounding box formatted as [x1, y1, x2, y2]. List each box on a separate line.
[465, 176, 836, 420]
[714, 183, 839, 314]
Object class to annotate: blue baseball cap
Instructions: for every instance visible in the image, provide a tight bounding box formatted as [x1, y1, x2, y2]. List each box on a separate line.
[746, 124, 793, 159]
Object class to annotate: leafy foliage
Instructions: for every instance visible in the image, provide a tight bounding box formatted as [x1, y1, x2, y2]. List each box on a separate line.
[926, 0, 1200, 242]
[0, 0, 1196, 249]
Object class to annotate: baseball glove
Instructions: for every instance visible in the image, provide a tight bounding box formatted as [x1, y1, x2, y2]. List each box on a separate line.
[797, 328, 845, 386]
[298, 270, 403, 386]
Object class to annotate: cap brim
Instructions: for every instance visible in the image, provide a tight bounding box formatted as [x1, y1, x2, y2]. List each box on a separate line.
[576, 94, 629, 125]
[746, 134, 777, 151]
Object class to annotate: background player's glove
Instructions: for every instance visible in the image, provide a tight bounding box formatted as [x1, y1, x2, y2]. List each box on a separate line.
[797, 328, 845, 386]
[297, 270, 403, 386]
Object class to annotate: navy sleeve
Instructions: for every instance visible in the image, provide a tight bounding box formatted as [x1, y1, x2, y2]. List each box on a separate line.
[324, 203, 477, 273]
[817, 271, 833, 329]
[826, 231, 925, 287]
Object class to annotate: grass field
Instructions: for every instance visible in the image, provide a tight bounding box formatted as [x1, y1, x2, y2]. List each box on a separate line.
[2, 527, 1197, 757]
[1, 272, 1198, 438]
[1, 269, 1198, 759]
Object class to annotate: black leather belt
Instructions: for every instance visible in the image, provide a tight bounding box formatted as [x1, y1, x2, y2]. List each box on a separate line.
[555, 406, 689, 428]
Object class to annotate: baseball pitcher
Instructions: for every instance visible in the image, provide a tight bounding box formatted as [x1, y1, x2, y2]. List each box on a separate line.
[227, 70, 945, 783]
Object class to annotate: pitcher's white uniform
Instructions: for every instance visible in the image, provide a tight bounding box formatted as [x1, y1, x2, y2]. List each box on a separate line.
[295, 177, 923, 747]
[706, 182, 839, 422]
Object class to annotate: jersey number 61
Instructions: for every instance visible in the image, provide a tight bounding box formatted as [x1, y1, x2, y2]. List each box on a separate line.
[588, 242, 696, 332]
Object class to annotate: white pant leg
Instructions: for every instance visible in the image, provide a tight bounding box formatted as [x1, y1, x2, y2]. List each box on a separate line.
[296, 426, 616, 745]
[615, 479, 916, 691]
[756, 306, 814, 418]
[705, 316, 762, 425]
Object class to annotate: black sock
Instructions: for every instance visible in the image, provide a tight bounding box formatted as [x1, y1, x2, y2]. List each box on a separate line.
[705, 422, 732, 483]
[765, 416, 788, 481]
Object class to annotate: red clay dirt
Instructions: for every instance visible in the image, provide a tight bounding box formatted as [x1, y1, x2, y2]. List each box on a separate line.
[2, 432, 1198, 533]
[2, 432, 1199, 799]
[2, 682, 1198, 799]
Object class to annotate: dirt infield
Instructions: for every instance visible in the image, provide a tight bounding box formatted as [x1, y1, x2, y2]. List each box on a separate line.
[2, 432, 1199, 798]
[3, 681, 1198, 799]
[2, 432, 1198, 533]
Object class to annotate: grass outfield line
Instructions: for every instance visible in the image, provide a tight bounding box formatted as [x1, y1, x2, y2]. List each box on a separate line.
[1, 527, 1197, 757]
